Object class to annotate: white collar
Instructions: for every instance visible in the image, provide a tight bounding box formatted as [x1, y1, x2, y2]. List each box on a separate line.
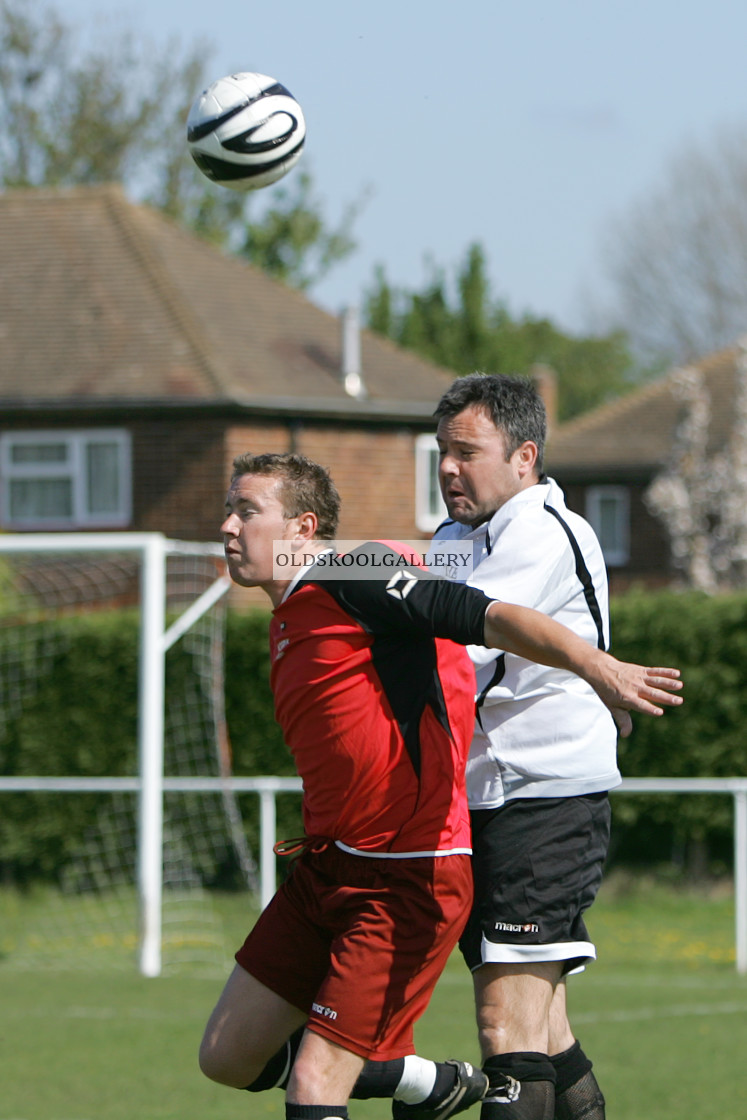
[278, 547, 335, 604]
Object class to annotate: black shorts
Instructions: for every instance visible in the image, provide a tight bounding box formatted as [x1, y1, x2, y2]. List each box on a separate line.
[459, 793, 611, 974]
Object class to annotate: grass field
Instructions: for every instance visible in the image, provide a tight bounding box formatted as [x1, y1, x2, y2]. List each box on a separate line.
[2, 875, 747, 1120]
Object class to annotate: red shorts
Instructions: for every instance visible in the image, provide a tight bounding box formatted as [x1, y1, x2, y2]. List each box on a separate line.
[235, 844, 473, 1060]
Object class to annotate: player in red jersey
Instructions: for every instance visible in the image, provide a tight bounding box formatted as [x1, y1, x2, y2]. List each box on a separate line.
[199, 453, 682, 1120]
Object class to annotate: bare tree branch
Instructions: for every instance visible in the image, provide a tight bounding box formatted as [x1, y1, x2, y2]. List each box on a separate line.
[602, 127, 747, 363]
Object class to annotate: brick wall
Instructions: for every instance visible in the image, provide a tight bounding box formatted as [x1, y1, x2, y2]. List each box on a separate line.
[226, 420, 426, 542]
[224, 422, 293, 480]
[293, 424, 422, 541]
[132, 418, 227, 540]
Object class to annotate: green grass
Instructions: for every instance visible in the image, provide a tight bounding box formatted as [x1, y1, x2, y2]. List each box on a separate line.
[1, 876, 746, 1119]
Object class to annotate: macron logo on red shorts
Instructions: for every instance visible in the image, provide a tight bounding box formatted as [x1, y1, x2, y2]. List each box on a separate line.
[312, 1001, 338, 1020]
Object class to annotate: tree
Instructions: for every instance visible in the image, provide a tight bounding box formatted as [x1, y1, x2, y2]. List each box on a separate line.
[0, 0, 201, 192]
[0, 0, 360, 290]
[601, 126, 747, 364]
[365, 243, 641, 421]
[232, 172, 367, 291]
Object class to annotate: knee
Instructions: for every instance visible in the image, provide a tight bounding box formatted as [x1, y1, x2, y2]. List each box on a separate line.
[476, 1000, 514, 1057]
[477, 1002, 553, 1058]
[478, 1020, 511, 1061]
[198, 1031, 251, 1088]
[198, 1033, 228, 1084]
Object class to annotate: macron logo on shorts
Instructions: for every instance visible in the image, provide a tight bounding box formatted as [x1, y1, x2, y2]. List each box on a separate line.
[386, 570, 418, 600]
[312, 1001, 338, 1020]
[494, 921, 540, 934]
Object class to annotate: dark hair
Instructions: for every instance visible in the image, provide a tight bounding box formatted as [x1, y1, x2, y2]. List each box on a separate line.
[231, 452, 340, 539]
[434, 373, 546, 472]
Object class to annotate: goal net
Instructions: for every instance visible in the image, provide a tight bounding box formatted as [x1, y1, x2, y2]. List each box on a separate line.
[0, 533, 258, 976]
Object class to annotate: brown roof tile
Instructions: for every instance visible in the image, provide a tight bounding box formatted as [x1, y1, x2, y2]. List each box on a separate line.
[0, 184, 455, 418]
[546, 345, 741, 474]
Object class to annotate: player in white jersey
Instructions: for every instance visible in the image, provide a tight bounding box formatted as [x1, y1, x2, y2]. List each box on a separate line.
[427, 373, 618, 1120]
[432, 475, 620, 809]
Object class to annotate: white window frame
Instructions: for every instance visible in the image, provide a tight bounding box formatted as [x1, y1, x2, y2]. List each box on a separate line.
[586, 485, 630, 566]
[0, 428, 132, 530]
[414, 433, 448, 533]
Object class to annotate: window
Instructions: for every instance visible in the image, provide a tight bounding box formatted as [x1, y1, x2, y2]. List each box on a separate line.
[586, 485, 629, 566]
[0, 429, 132, 529]
[414, 434, 448, 532]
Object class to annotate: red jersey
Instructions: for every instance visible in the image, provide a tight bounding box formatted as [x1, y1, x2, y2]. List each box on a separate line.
[268, 542, 491, 856]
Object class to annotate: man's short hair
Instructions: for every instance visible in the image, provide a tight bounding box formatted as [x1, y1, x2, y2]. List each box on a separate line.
[231, 452, 340, 540]
[434, 373, 546, 472]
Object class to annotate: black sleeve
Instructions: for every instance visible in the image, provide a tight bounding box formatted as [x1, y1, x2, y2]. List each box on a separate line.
[308, 541, 491, 646]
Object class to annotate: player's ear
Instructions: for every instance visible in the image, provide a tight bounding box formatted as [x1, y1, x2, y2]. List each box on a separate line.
[516, 440, 539, 477]
[295, 510, 318, 541]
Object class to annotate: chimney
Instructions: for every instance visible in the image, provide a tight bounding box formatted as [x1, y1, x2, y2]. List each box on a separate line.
[340, 306, 366, 399]
[529, 364, 558, 433]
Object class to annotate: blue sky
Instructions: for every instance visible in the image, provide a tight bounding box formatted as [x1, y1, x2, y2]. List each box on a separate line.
[61, 0, 747, 334]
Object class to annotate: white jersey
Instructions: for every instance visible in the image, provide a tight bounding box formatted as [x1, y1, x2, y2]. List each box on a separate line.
[430, 477, 622, 807]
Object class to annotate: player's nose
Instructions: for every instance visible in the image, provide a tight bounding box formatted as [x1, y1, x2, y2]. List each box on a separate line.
[439, 453, 459, 481]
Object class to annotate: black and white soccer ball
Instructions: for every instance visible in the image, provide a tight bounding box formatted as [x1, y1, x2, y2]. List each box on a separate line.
[186, 71, 306, 191]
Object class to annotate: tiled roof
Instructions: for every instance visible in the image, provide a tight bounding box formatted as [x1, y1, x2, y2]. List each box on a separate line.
[0, 184, 455, 418]
[547, 344, 742, 474]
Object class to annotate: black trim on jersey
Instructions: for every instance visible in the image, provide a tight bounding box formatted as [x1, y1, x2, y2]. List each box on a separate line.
[543, 503, 606, 650]
[292, 542, 490, 776]
[475, 653, 506, 730]
[434, 519, 495, 562]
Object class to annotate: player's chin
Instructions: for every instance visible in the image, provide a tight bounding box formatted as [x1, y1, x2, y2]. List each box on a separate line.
[445, 501, 475, 524]
[225, 558, 254, 586]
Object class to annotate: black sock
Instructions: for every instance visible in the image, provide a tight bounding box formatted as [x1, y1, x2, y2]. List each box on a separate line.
[481, 1052, 555, 1120]
[353, 1057, 457, 1105]
[285, 1106, 348, 1119]
[550, 1042, 605, 1120]
[244, 1027, 304, 1092]
[352, 1057, 405, 1098]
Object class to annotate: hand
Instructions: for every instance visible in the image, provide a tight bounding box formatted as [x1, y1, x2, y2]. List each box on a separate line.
[593, 661, 683, 737]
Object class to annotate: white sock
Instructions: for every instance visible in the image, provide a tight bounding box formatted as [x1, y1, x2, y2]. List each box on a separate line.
[393, 1055, 439, 1103]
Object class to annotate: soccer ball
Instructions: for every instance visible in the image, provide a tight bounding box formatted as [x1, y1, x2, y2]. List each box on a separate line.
[186, 71, 306, 191]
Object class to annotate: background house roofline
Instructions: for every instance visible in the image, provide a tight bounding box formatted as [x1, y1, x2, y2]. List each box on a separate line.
[0, 396, 442, 425]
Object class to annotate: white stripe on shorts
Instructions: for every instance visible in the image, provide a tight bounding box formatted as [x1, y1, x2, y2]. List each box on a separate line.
[476, 935, 597, 973]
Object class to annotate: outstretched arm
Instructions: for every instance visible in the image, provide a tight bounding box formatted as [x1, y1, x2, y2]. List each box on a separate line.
[483, 601, 682, 737]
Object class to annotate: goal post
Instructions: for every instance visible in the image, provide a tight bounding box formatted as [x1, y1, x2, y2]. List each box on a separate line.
[140, 533, 167, 977]
[0, 531, 252, 977]
[137, 533, 237, 976]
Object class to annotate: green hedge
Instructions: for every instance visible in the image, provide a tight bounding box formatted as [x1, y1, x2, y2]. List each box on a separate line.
[1, 591, 746, 885]
[0, 612, 140, 882]
[608, 589, 747, 874]
[0, 609, 301, 887]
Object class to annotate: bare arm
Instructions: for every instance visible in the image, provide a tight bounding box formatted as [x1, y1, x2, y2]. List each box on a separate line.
[484, 601, 683, 737]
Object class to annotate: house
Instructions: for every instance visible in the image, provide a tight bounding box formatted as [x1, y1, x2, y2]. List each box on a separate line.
[9, 184, 739, 597]
[0, 184, 457, 546]
[546, 342, 746, 592]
